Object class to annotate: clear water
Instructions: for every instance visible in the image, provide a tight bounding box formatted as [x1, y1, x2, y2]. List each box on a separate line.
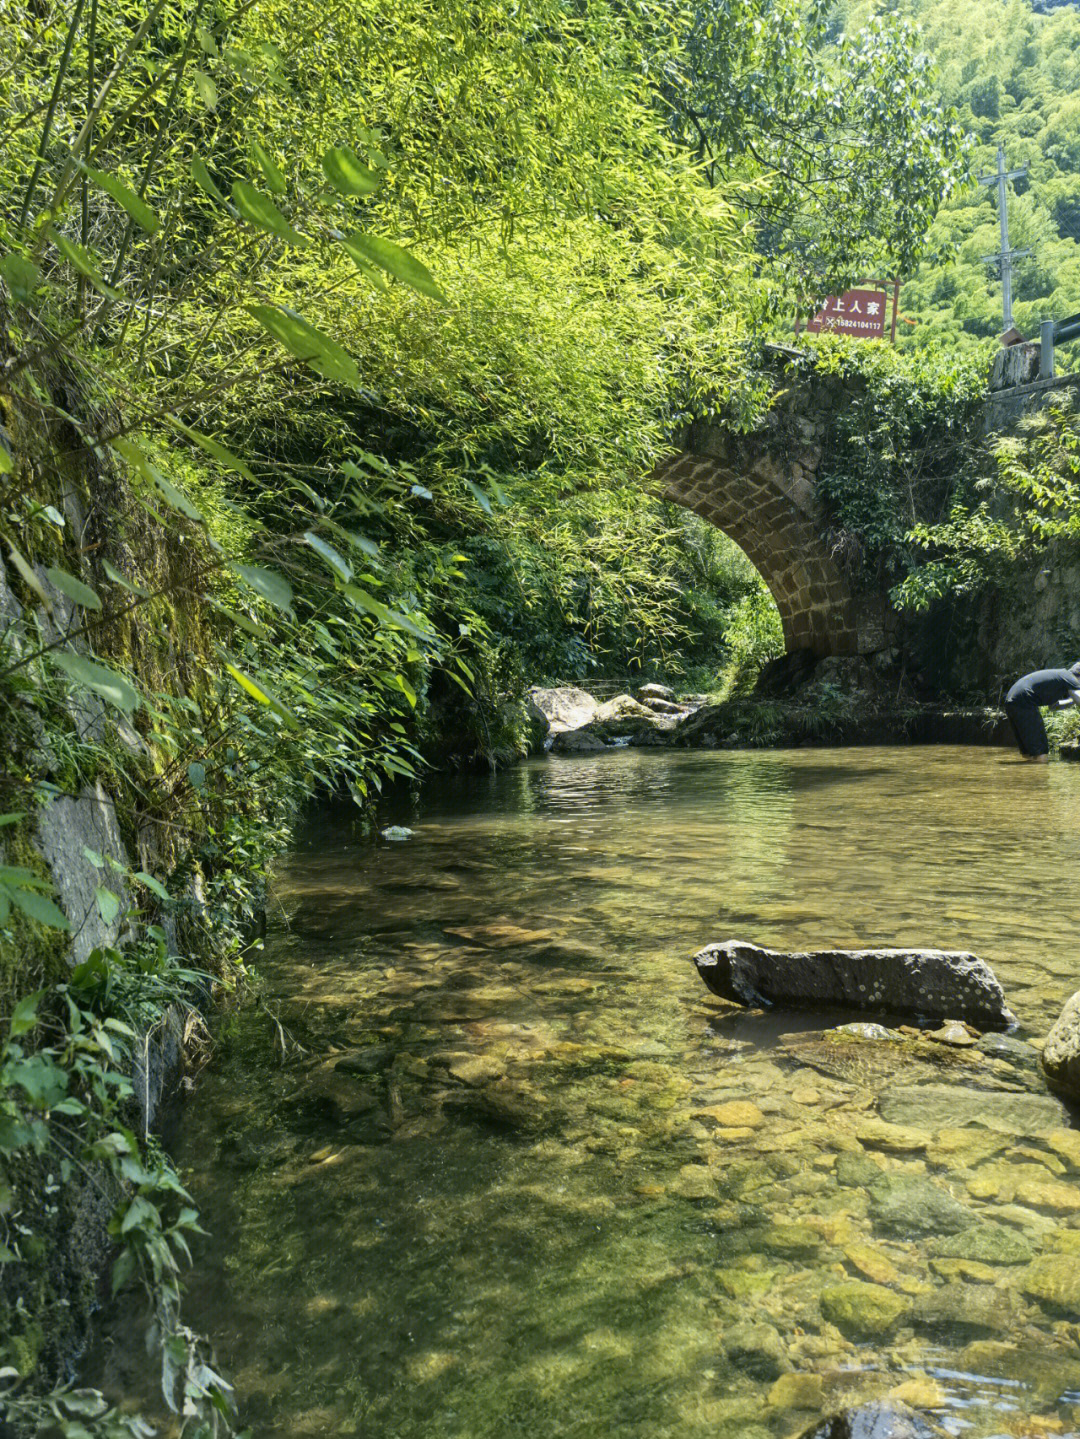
[133, 749, 1080, 1436]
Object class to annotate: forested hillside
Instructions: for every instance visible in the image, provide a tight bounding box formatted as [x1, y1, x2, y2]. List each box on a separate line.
[841, 0, 1080, 355]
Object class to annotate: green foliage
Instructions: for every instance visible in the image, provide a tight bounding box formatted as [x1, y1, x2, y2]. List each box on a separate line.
[669, 1, 968, 289]
[831, 0, 1080, 351]
[0, 0, 970, 1428]
[893, 389, 1080, 609]
[774, 337, 989, 587]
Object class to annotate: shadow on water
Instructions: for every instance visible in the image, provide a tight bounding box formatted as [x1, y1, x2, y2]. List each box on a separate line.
[97, 748, 1080, 1437]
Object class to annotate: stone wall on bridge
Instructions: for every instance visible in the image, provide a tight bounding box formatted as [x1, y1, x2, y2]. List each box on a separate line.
[656, 355, 887, 658]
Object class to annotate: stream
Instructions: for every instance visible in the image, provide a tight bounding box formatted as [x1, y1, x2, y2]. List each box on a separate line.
[113, 746, 1080, 1436]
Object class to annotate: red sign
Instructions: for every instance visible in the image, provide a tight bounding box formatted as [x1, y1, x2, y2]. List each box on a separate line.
[806, 288, 887, 339]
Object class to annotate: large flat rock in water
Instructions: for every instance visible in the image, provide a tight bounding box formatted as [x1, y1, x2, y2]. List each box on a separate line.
[878, 1084, 1069, 1134]
[693, 939, 1016, 1029]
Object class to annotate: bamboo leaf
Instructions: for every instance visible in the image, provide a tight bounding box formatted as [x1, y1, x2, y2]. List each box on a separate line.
[102, 559, 149, 597]
[230, 563, 294, 614]
[9, 990, 45, 1034]
[190, 156, 225, 204]
[464, 479, 493, 515]
[95, 886, 120, 925]
[50, 652, 141, 714]
[193, 70, 218, 110]
[165, 417, 256, 483]
[222, 661, 298, 727]
[322, 147, 382, 195]
[6, 544, 51, 610]
[8, 886, 71, 931]
[49, 231, 122, 302]
[0, 251, 42, 304]
[134, 871, 170, 901]
[231, 182, 308, 247]
[111, 437, 203, 522]
[341, 234, 445, 302]
[303, 532, 353, 581]
[85, 165, 159, 234]
[251, 141, 287, 194]
[45, 566, 102, 611]
[247, 305, 359, 387]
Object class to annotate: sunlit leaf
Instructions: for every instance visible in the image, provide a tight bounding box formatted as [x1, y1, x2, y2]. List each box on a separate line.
[251, 141, 286, 194]
[322, 147, 382, 195]
[247, 305, 359, 387]
[85, 165, 159, 234]
[341, 234, 445, 302]
[51, 652, 141, 713]
[231, 182, 308, 247]
[222, 661, 298, 727]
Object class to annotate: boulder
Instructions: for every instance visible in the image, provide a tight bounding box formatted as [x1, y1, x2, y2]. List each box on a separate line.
[527, 686, 598, 734]
[1040, 988, 1080, 1099]
[549, 725, 608, 753]
[525, 694, 551, 750]
[796, 1402, 947, 1439]
[692, 939, 1016, 1029]
[636, 682, 675, 703]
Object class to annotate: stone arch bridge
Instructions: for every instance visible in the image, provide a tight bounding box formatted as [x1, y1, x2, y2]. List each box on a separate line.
[654, 349, 886, 659]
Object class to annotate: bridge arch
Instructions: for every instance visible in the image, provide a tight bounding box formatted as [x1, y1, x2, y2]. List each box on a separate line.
[655, 413, 885, 658]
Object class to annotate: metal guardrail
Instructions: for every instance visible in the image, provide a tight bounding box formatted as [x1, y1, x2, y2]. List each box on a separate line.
[1040, 312, 1080, 378]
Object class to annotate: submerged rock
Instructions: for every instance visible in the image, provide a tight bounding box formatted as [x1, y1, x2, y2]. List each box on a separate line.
[867, 1174, 977, 1237]
[819, 1280, 911, 1337]
[878, 1084, 1069, 1135]
[912, 1281, 1017, 1333]
[1015, 1253, 1080, 1311]
[722, 1321, 791, 1380]
[692, 939, 1017, 1028]
[927, 1223, 1033, 1266]
[1040, 988, 1080, 1099]
[796, 1401, 947, 1439]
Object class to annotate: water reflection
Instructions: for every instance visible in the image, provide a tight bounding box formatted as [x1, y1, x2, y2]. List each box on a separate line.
[132, 749, 1080, 1436]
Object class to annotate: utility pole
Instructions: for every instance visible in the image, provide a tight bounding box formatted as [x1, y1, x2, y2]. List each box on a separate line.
[979, 146, 1030, 333]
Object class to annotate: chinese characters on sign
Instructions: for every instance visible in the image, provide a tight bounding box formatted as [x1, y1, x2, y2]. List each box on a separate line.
[806, 288, 888, 339]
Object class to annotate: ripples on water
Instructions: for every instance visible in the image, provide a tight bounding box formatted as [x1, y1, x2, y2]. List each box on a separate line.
[114, 749, 1080, 1436]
